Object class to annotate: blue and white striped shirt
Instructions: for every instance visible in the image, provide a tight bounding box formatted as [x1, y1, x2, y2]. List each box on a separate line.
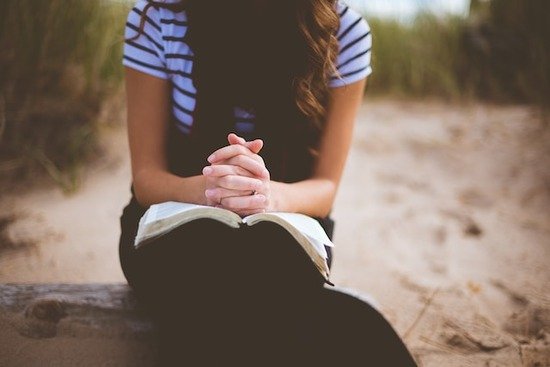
[123, 0, 372, 135]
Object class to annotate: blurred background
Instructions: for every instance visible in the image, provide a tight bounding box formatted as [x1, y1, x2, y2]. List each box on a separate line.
[0, 1, 548, 366]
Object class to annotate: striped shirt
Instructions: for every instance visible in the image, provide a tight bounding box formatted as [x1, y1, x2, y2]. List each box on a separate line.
[123, 0, 372, 135]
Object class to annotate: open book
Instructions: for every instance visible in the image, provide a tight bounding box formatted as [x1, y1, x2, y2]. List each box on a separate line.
[135, 201, 334, 282]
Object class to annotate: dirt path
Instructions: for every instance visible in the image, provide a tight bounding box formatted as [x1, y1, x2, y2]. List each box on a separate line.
[1, 99, 549, 366]
[0, 125, 131, 282]
[332, 100, 549, 366]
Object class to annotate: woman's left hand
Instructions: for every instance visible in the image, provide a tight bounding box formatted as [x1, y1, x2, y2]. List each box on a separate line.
[205, 133, 274, 216]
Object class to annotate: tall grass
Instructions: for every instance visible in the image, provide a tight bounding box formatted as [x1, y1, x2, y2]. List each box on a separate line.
[0, 0, 129, 191]
[464, 0, 550, 105]
[0, 0, 548, 191]
[367, 0, 550, 108]
[367, 15, 466, 100]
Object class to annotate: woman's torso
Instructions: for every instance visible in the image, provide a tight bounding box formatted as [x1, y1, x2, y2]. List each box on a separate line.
[123, 1, 372, 142]
[121, 0, 372, 233]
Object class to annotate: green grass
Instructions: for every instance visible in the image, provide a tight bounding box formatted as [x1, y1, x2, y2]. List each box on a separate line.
[367, 14, 465, 100]
[0, 0, 129, 191]
[366, 0, 550, 108]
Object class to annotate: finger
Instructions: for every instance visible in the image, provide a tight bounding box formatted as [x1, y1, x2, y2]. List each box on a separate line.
[202, 164, 254, 178]
[208, 144, 263, 164]
[217, 175, 263, 191]
[245, 139, 263, 154]
[235, 208, 267, 217]
[220, 194, 267, 211]
[227, 133, 246, 146]
[205, 187, 254, 204]
[227, 133, 263, 154]
[221, 155, 269, 179]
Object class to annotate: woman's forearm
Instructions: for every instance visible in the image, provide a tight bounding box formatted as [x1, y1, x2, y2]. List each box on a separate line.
[133, 168, 207, 207]
[133, 167, 337, 216]
[271, 178, 337, 218]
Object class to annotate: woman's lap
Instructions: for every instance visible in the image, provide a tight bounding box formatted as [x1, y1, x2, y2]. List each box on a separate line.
[119, 217, 325, 363]
[120, 217, 326, 307]
[118, 207, 417, 366]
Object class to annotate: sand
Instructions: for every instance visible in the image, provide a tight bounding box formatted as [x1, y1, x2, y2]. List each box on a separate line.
[0, 99, 549, 366]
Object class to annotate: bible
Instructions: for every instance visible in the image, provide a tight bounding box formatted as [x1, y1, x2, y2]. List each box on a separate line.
[134, 201, 334, 282]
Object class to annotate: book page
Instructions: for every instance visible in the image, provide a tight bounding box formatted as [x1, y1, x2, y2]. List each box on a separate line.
[244, 212, 334, 247]
[143, 201, 206, 225]
[307, 236, 328, 259]
[135, 202, 243, 249]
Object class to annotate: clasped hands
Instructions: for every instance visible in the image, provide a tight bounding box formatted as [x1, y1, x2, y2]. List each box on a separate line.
[202, 133, 272, 217]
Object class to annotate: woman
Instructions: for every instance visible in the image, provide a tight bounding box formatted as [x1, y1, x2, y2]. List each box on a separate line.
[119, 0, 417, 365]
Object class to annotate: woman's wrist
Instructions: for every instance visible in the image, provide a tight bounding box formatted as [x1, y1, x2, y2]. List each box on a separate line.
[269, 181, 288, 212]
[268, 178, 336, 217]
[173, 175, 208, 205]
[133, 169, 207, 207]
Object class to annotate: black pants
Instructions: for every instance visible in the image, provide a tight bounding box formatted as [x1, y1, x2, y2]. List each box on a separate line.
[118, 196, 417, 366]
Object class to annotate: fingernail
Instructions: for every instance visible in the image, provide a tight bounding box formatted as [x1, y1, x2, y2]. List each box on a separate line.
[207, 154, 215, 163]
[205, 189, 214, 197]
[257, 195, 266, 202]
[203, 166, 212, 175]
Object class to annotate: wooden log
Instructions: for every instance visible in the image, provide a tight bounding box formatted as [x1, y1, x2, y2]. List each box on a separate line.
[0, 283, 386, 366]
[0, 283, 158, 367]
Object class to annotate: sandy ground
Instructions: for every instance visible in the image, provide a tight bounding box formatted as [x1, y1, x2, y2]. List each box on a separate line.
[1, 99, 549, 366]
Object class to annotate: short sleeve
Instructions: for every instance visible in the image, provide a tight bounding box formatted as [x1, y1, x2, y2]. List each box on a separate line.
[329, 4, 372, 88]
[122, 1, 169, 79]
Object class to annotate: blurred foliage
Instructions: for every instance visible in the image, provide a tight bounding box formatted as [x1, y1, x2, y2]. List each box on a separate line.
[367, 15, 465, 99]
[368, 0, 550, 108]
[0, 0, 129, 191]
[0, 0, 548, 190]
[465, 0, 550, 105]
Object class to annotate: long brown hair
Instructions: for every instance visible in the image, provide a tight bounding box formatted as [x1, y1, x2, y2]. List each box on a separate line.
[129, 0, 340, 182]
